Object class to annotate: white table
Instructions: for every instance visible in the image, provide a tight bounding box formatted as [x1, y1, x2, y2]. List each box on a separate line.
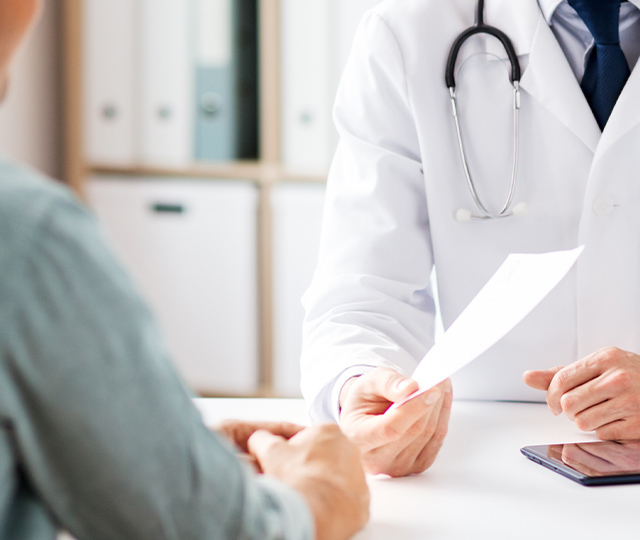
[195, 398, 639, 539]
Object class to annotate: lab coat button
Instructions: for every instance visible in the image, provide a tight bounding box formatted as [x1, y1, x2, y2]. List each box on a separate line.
[593, 196, 614, 216]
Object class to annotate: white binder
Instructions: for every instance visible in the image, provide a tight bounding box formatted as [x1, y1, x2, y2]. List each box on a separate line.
[280, 0, 382, 175]
[87, 176, 260, 396]
[280, 0, 339, 175]
[83, 0, 136, 166]
[138, 0, 193, 167]
[272, 183, 327, 397]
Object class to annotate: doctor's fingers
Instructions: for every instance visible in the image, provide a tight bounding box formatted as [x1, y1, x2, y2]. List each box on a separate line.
[594, 418, 640, 441]
[546, 354, 613, 414]
[363, 389, 447, 476]
[409, 381, 453, 475]
[553, 349, 640, 417]
[574, 394, 640, 434]
[556, 375, 617, 421]
[356, 367, 419, 404]
[353, 387, 443, 450]
[522, 366, 563, 391]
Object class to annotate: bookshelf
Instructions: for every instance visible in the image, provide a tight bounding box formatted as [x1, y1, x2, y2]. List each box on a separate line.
[60, 0, 332, 398]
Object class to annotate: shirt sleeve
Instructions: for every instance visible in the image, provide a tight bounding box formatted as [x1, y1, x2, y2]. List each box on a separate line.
[0, 192, 314, 540]
[300, 11, 437, 422]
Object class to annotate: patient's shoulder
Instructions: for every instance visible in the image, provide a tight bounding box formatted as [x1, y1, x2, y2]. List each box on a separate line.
[0, 157, 89, 235]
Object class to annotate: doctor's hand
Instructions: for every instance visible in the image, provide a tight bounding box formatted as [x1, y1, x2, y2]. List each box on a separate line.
[339, 368, 452, 477]
[523, 347, 640, 439]
[249, 424, 370, 540]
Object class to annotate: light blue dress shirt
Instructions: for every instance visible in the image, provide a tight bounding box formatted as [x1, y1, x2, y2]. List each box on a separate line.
[0, 156, 314, 540]
[538, 0, 640, 82]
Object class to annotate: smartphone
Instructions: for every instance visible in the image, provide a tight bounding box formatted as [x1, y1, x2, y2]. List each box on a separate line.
[521, 440, 640, 486]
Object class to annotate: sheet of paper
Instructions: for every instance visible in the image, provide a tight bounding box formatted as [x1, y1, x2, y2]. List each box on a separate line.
[393, 246, 584, 410]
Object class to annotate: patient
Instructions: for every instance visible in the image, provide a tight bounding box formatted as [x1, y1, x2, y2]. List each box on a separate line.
[0, 2, 369, 539]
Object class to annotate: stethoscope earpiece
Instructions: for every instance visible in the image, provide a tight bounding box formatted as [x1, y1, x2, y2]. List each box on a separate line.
[456, 209, 473, 222]
[512, 202, 528, 216]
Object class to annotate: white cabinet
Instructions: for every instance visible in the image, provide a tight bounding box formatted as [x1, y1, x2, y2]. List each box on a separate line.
[87, 176, 259, 395]
[271, 184, 326, 397]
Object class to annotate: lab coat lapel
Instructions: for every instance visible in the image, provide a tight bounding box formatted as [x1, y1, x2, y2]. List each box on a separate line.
[593, 62, 640, 162]
[516, 7, 601, 154]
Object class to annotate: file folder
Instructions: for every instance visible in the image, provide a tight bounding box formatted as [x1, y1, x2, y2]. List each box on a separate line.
[83, 0, 136, 166]
[138, 0, 193, 167]
[194, 0, 259, 162]
[280, 0, 383, 175]
[281, 0, 339, 174]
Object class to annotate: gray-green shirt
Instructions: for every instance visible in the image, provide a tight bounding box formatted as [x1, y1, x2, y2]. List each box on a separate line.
[0, 157, 314, 540]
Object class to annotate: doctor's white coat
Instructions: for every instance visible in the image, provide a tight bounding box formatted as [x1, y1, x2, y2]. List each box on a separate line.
[301, 0, 640, 421]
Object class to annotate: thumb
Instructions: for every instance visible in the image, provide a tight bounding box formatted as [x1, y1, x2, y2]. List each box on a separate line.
[523, 366, 564, 391]
[367, 368, 419, 402]
[247, 429, 287, 462]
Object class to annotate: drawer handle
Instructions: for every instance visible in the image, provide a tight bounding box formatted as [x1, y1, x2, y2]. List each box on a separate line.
[151, 203, 186, 214]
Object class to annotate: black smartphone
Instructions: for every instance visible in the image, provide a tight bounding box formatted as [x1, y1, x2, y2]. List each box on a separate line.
[521, 440, 640, 486]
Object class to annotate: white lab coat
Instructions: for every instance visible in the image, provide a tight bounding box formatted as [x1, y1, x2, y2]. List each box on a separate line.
[301, 0, 640, 422]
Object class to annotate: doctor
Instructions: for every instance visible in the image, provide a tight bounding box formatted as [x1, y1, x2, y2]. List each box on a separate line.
[301, 0, 640, 477]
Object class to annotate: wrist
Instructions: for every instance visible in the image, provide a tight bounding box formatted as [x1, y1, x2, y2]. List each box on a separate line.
[338, 376, 360, 417]
[296, 477, 361, 540]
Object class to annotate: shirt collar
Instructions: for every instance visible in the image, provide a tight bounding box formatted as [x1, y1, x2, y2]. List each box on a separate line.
[538, 0, 640, 25]
[537, 0, 563, 24]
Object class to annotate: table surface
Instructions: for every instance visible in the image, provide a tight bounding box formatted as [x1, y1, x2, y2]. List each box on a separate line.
[195, 398, 639, 539]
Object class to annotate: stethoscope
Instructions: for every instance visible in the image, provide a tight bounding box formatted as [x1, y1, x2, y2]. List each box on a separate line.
[447, 0, 529, 221]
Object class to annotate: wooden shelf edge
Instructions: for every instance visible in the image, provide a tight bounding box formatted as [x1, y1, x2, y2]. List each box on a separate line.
[87, 163, 328, 184]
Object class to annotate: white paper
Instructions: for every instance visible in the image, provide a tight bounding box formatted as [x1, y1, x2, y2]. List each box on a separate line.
[393, 246, 584, 409]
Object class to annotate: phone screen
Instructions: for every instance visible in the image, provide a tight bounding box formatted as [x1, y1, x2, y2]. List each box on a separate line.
[521, 440, 640, 485]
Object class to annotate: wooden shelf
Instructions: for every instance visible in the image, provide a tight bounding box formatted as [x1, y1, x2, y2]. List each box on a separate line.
[88, 163, 328, 185]
[61, 0, 327, 398]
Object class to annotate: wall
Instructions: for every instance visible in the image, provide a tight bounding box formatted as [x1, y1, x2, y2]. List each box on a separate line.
[0, 0, 62, 179]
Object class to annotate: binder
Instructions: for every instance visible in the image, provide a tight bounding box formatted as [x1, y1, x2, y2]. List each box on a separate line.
[280, 0, 380, 174]
[280, 0, 339, 174]
[194, 0, 259, 162]
[83, 0, 136, 166]
[138, 0, 193, 167]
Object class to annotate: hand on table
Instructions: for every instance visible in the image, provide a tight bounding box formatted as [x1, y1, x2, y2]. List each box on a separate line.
[548, 441, 640, 477]
[339, 367, 453, 477]
[216, 420, 304, 471]
[249, 423, 370, 540]
[523, 347, 640, 439]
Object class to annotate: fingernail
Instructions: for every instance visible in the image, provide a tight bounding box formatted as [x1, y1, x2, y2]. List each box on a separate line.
[549, 406, 561, 417]
[396, 379, 412, 392]
[425, 391, 440, 405]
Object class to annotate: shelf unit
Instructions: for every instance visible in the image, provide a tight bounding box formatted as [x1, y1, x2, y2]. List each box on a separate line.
[60, 0, 327, 397]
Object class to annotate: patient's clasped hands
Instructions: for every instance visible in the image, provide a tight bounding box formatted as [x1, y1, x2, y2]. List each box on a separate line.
[218, 420, 370, 540]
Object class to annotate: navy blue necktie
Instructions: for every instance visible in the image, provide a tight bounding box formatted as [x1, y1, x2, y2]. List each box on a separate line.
[567, 0, 630, 130]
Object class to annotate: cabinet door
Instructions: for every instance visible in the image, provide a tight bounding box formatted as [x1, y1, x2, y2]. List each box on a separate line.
[272, 184, 326, 397]
[87, 176, 259, 395]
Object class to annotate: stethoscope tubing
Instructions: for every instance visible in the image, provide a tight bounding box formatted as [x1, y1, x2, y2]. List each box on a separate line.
[446, 0, 523, 220]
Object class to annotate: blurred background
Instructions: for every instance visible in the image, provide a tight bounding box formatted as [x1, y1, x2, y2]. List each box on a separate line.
[0, 0, 381, 398]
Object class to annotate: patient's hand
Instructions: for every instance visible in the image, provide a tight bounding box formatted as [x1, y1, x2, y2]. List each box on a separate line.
[249, 423, 370, 540]
[216, 420, 305, 471]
